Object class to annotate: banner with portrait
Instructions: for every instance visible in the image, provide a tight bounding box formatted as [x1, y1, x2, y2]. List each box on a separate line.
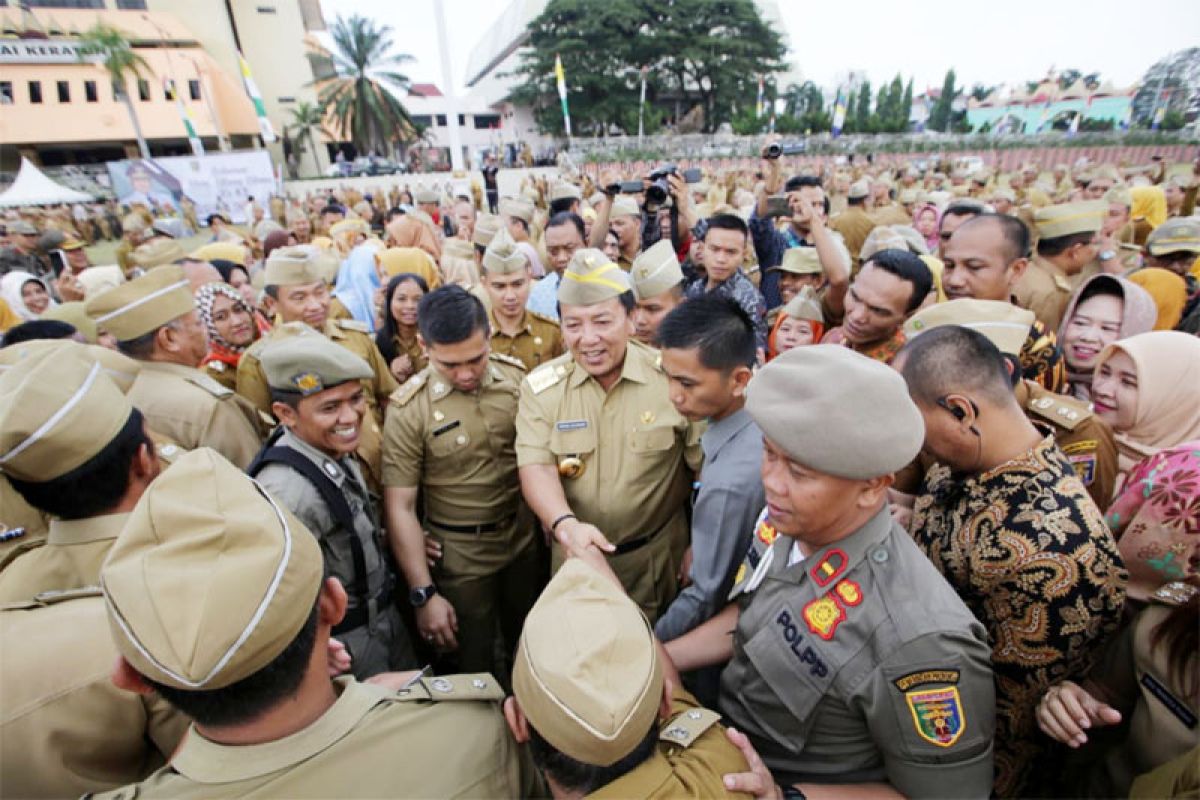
[106, 151, 278, 224]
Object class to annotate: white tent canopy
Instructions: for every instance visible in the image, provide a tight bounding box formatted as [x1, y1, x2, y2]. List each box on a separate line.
[0, 158, 93, 207]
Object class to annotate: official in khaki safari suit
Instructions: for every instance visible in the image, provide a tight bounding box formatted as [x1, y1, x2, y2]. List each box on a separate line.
[1015, 201, 1104, 332]
[236, 246, 398, 487]
[516, 249, 703, 623]
[481, 227, 564, 371]
[89, 448, 537, 799]
[383, 286, 542, 678]
[84, 266, 263, 469]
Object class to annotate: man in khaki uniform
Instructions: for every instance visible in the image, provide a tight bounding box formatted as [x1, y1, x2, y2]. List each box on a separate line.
[84, 266, 263, 469]
[482, 228, 563, 370]
[0, 350, 160, 603]
[663, 346, 995, 798]
[829, 180, 876, 266]
[237, 246, 397, 486]
[506, 557, 750, 798]
[92, 447, 536, 800]
[629, 239, 686, 346]
[1015, 201, 1104, 331]
[250, 335, 414, 680]
[516, 249, 702, 622]
[383, 286, 542, 676]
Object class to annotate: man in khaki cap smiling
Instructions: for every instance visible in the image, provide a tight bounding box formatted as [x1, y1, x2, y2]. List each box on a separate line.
[1015, 200, 1105, 330]
[92, 447, 535, 799]
[84, 266, 263, 468]
[660, 345, 996, 798]
[482, 228, 563, 370]
[505, 558, 750, 798]
[629, 239, 685, 345]
[516, 248, 703, 623]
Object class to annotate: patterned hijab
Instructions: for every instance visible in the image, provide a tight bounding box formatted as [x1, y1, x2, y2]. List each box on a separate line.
[195, 282, 253, 353]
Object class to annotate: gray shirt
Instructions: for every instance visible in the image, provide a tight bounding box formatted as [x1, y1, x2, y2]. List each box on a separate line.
[654, 407, 764, 642]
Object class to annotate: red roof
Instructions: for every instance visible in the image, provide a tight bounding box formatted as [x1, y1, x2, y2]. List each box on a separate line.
[409, 83, 443, 97]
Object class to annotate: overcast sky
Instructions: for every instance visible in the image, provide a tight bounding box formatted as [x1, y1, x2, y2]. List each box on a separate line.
[320, 0, 1200, 96]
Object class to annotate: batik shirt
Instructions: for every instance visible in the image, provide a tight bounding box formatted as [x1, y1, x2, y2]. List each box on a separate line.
[684, 271, 767, 350]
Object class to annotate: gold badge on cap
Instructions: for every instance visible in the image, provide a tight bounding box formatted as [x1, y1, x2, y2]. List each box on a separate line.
[558, 456, 585, 479]
[292, 372, 323, 395]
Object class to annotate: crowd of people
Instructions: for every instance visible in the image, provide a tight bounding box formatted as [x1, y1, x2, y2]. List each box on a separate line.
[0, 142, 1197, 799]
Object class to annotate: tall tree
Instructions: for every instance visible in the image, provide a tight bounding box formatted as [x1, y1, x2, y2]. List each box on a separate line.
[854, 81, 872, 133]
[900, 78, 913, 132]
[77, 23, 151, 159]
[312, 14, 418, 157]
[928, 68, 957, 132]
[287, 100, 328, 175]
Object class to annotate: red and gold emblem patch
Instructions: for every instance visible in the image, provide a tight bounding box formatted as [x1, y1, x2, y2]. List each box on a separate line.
[802, 595, 846, 640]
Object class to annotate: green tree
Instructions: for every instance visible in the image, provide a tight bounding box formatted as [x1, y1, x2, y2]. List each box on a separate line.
[313, 14, 419, 156]
[853, 81, 872, 133]
[77, 23, 152, 159]
[900, 78, 913, 132]
[286, 100, 328, 175]
[928, 68, 957, 132]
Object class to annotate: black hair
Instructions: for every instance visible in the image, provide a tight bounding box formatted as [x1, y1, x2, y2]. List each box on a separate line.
[898, 325, 1015, 407]
[656, 293, 756, 371]
[955, 213, 1031, 263]
[546, 211, 586, 240]
[705, 213, 748, 241]
[209, 258, 250, 285]
[527, 721, 658, 795]
[375, 273, 430, 362]
[116, 328, 160, 359]
[863, 249, 933, 313]
[1, 319, 77, 346]
[1038, 231, 1095, 258]
[940, 201, 986, 229]
[416, 284, 489, 346]
[783, 175, 831, 215]
[848, 195, 866, 206]
[510, 217, 530, 234]
[146, 602, 319, 727]
[557, 290, 636, 319]
[268, 388, 304, 412]
[320, 204, 344, 217]
[8, 408, 148, 519]
[205, 213, 228, 226]
[384, 207, 405, 224]
[549, 197, 578, 216]
[1074, 274, 1124, 308]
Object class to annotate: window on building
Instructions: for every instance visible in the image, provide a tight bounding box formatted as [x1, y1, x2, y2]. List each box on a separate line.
[277, 96, 296, 103]
[473, 114, 500, 129]
[23, 1, 105, 7]
[188, 80, 201, 101]
[85, 80, 98, 102]
[28, 81, 42, 104]
[256, 5, 277, 12]
[116, 0, 149, 8]
[412, 115, 432, 127]
[435, 115, 447, 126]
[112, 80, 123, 101]
[137, 79, 150, 101]
[57, 80, 70, 103]
[458, 114, 466, 126]
[0, 83, 13, 105]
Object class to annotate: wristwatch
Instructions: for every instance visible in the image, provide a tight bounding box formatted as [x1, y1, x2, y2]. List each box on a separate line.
[409, 583, 437, 608]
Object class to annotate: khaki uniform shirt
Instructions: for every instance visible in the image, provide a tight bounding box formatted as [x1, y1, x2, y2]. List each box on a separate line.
[0, 477, 48, 571]
[0, 513, 127, 603]
[128, 360, 263, 470]
[202, 358, 238, 391]
[489, 309, 564, 371]
[720, 507, 995, 797]
[589, 688, 751, 799]
[91, 676, 535, 799]
[1014, 256, 1097, 332]
[828, 206, 876, 264]
[868, 203, 911, 227]
[390, 332, 428, 376]
[1, 591, 188, 798]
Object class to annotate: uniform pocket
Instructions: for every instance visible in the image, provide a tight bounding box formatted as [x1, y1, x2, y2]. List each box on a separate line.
[549, 425, 597, 456]
[429, 425, 471, 458]
[628, 425, 675, 453]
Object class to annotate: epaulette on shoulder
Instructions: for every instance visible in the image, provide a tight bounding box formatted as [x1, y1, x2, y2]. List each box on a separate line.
[185, 372, 234, 399]
[389, 371, 427, 408]
[528, 310, 560, 326]
[489, 352, 527, 371]
[393, 673, 505, 702]
[335, 318, 371, 334]
[526, 362, 565, 395]
[659, 705, 721, 749]
[1026, 389, 1090, 431]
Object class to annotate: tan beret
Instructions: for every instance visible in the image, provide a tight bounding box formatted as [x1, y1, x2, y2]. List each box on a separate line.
[472, 214, 502, 248]
[261, 332, 372, 395]
[780, 285, 824, 325]
[129, 238, 185, 269]
[512, 559, 662, 767]
[558, 249, 631, 307]
[102, 447, 324, 690]
[904, 299, 1034, 357]
[550, 183, 582, 203]
[482, 228, 529, 275]
[847, 180, 869, 200]
[746, 345, 924, 479]
[610, 195, 641, 218]
[1034, 201, 1105, 239]
[630, 239, 683, 300]
[264, 246, 327, 287]
[1146, 217, 1200, 255]
[770, 247, 823, 276]
[0, 349, 133, 482]
[85, 265, 194, 341]
[190, 241, 247, 266]
[499, 197, 534, 223]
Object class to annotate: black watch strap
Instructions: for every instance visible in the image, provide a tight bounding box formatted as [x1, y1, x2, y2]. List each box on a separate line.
[409, 583, 437, 607]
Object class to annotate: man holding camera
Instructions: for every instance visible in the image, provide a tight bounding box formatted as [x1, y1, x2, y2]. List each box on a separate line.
[589, 168, 698, 271]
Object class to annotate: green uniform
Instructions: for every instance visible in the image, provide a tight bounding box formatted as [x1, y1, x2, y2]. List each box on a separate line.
[515, 341, 703, 622]
[489, 308, 564, 371]
[719, 506, 995, 797]
[383, 353, 543, 675]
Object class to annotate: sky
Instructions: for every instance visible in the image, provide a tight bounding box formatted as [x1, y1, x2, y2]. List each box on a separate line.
[319, 0, 1200, 97]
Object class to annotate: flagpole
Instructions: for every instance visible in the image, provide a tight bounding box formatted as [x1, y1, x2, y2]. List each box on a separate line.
[555, 54, 572, 148]
[638, 65, 647, 145]
[433, 0, 465, 171]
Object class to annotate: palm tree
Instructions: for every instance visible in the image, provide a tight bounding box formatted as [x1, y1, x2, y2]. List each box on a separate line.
[313, 15, 421, 158]
[287, 100, 328, 174]
[77, 23, 152, 160]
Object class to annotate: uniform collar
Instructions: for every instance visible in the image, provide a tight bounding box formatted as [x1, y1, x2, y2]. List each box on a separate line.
[139, 360, 201, 376]
[48, 512, 130, 546]
[489, 308, 531, 336]
[567, 339, 653, 389]
[702, 406, 754, 461]
[278, 427, 348, 488]
[771, 504, 893, 588]
[170, 678, 383, 783]
[428, 365, 498, 402]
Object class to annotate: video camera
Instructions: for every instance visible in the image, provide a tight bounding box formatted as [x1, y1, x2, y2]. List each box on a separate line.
[645, 164, 703, 207]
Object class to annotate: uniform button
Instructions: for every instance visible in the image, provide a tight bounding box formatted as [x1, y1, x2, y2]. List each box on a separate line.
[455, 434, 467, 445]
[870, 547, 889, 564]
[430, 678, 453, 693]
[686, 710, 703, 719]
[472, 679, 487, 689]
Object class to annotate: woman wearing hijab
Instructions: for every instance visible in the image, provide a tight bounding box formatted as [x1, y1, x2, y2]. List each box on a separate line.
[386, 215, 441, 261]
[374, 273, 429, 383]
[0, 271, 55, 321]
[195, 281, 258, 391]
[1058, 274, 1158, 402]
[913, 202, 941, 253]
[334, 242, 384, 331]
[1128, 267, 1190, 330]
[211, 258, 271, 334]
[1092, 330, 1200, 489]
[1129, 185, 1167, 245]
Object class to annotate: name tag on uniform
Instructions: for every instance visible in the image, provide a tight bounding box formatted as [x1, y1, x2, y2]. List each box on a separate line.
[556, 420, 588, 432]
[433, 420, 461, 437]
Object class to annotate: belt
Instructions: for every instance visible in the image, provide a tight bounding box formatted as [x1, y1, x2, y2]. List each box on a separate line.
[612, 530, 657, 556]
[427, 513, 516, 535]
[332, 582, 394, 636]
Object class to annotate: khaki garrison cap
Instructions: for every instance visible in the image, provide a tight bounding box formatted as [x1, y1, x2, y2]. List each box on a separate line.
[8, 219, 37, 235]
[102, 447, 324, 691]
[261, 333, 373, 395]
[630, 239, 683, 300]
[746, 345, 924, 479]
[443, 237, 475, 261]
[770, 246, 823, 276]
[41, 301, 98, 343]
[1103, 186, 1132, 208]
[550, 183, 582, 203]
[473, 214, 502, 248]
[780, 285, 824, 325]
[559, 249, 631, 306]
[991, 187, 1016, 203]
[60, 237, 86, 251]
[499, 197, 534, 223]
[847, 180, 869, 200]
[129, 238, 185, 269]
[905, 299, 1034, 358]
[482, 228, 529, 275]
[190, 241, 248, 266]
[898, 188, 919, 205]
[414, 188, 440, 205]
[264, 245, 327, 287]
[0, 338, 142, 393]
[512, 559, 662, 767]
[84, 265, 194, 341]
[610, 195, 641, 218]
[0, 350, 133, 482]
[860, 227, 910, 262]
[1034, 201, 1105, 239]
[329, 218, 369, 238]
[1146, 218, 1200, 256]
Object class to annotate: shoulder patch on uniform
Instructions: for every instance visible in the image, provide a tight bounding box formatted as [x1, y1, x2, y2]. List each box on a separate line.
[893, 669, 961, 692]
[32, 586, 104, 606]
[905, 686, 966, 747]
[526, 363, 563, 395]
[0, 525, 28, 544]
[389, 372, 427, 408]
[489, 352, 528, 371]
[206, 360, 226, 374]
[1025, 390, 1088, 431]
[660, 706, 721, 748]
[411, 674, 504, 702]
[528, 310, 560, 326]
[335, 318, 371, 333]
[184, 372, 234, 398]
